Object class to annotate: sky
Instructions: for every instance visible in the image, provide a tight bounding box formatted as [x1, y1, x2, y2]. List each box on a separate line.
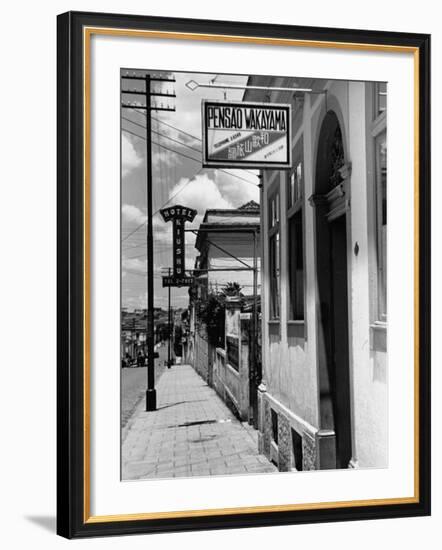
[121, 71, 260, 311]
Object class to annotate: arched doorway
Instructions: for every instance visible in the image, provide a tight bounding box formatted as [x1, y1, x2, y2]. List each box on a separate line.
[313, 110, 352, 469]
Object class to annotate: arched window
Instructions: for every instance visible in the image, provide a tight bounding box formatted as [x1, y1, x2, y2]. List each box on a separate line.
[315, 110, 345, 195]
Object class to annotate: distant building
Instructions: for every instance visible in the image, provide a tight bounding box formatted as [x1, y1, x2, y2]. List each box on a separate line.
[194, 200, 261, 297]
[189, 201, 261, 390]
[121, 309, 147, 361]
[121, 308, 168, 361]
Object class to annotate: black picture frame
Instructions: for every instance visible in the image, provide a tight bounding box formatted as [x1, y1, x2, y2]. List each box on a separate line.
[57, 10, 431, 539]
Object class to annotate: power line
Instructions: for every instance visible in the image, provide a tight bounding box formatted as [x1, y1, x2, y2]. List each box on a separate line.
[124, 269, 165, 278]
[124, 247, 174, 259]
[146, 111, 258, 177]
[121, 168, 202, 242]
[122, 127, 259, 187]
[150, 113, 200, 143]
[123, 115, 202, 155]
[153, 127, 201, 155]
[121, 110, 260, 245]
[155, 167, 204, 211]
[123, 127, 201, 165]
[123, 242, 174, 251]
[121, 216, 146, 243]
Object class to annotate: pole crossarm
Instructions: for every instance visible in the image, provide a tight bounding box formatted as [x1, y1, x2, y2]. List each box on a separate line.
[122, 104, 176, 111]
[122, 90, 176, 98]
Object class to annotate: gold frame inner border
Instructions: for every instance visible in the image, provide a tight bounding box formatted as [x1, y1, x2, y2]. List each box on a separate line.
[82, 26, 420, 524]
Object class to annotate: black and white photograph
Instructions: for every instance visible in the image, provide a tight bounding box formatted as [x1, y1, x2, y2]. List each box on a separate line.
[0, 0, 435, 545]
[120, 69, 388, 481]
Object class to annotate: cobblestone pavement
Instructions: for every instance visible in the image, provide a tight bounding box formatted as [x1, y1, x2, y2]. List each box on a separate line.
[122, 364, 276, 480]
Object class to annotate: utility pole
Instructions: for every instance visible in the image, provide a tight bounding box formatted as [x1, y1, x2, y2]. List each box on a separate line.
[132, 317, 136, 361]
[122, 72, 176, 411]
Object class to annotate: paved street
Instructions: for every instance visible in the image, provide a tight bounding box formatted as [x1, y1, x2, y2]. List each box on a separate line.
[122, 363, 276, 480]
[121, 342, 170, 428]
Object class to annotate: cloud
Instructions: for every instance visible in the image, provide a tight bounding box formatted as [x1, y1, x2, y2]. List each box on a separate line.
[153, 174, 237, 266]
[123, 256, 167, 276]
[148, 173, 233, 248]
[152, 217, 173, 244]
[152, 147, 177, 170]
[122, 134, 143, 176]
[169, 174, 233, 215]
[163, 124, 200, 148]
[214, 170, 260, 207]
[123, 257, 146, 272]
[122, 204, 146, 225]
[123, 292, 147, 310]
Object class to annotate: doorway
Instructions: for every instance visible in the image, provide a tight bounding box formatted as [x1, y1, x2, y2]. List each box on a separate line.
[328, 215, 352, 468]
[314, 110, 352, 469]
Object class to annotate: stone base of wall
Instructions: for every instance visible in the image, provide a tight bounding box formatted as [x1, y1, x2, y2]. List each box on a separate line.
[258, 391, 325, 471]
[262, 398, 272, 458]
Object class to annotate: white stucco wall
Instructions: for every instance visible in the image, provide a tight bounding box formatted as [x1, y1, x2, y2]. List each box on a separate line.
[261, 78, 388, 468]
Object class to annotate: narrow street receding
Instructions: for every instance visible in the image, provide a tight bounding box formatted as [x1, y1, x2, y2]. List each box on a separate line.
[122, 364, 276, 479]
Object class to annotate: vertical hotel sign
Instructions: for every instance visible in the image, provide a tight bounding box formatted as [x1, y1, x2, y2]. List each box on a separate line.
[202, 100, 291, 169]
[160, 205, 197, 287]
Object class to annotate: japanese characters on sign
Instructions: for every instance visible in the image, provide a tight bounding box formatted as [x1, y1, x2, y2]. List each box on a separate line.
[160, 205, 197, 288]
[202, 100, 292, 169]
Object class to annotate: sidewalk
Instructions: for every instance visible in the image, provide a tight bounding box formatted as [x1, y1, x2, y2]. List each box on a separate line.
[122, 364, 276, 480]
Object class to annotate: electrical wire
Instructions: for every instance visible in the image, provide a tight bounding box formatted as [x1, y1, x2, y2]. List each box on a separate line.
[122, 127, 259, 187]
[121, 167, 202, 242]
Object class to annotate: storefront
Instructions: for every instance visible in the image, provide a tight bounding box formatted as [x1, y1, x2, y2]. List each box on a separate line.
[245, 76, 387, 471]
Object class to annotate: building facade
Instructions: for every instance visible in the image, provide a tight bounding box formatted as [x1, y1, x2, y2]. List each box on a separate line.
[121, 308, 169, 364]
[244, 76, 387, 471]
[194, 200, 261, 297]
[189, 201, 261, 393]
[121, 309, 148, 362]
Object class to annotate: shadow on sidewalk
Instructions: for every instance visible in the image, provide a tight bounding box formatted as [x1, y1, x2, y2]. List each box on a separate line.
[157, 399, 205, 411]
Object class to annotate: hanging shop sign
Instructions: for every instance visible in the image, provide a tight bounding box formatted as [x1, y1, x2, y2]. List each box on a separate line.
[160, 205, 197, 287]
[202, 100, 292, 169]
[162, 275, 194, 287]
